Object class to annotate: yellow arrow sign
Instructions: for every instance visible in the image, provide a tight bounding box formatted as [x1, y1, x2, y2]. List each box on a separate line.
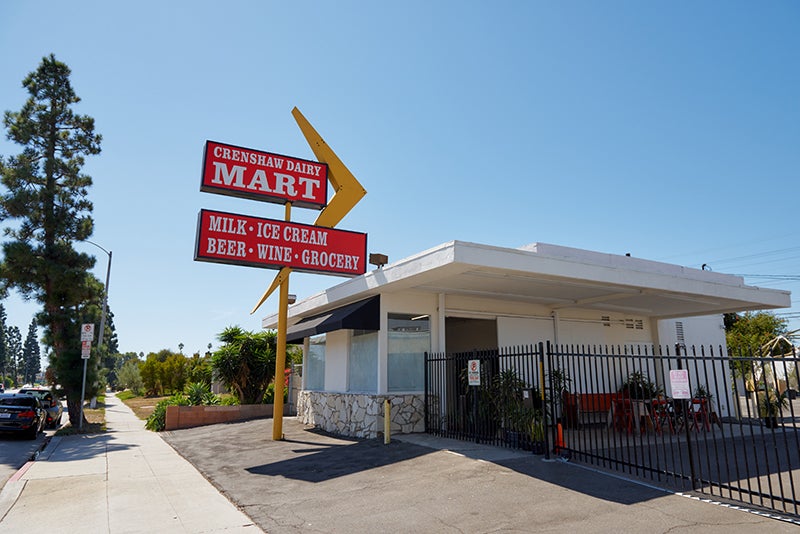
[292, 107, 367, 229]
[249, 108, 367, 314]
[249, 266, 291, 315]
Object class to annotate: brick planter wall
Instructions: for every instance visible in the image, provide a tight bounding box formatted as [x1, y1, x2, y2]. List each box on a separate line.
[165, 404, 287, 430]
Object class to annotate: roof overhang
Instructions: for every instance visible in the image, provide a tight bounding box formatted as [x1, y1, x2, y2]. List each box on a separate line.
[263, 240, 791, 329]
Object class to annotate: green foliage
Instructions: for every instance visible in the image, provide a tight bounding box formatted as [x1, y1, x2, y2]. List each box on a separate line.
[212, 326, 279, 405]
[144, 383, 223, 432]
[726, 311, 789, 355]
[186, 353, 212, 387]
[0, 55, 103, 427]
[115, 390, 136, 401]
[117, 359, 144, 395]
[219, 394, 239, 406]
[184, 382, 219, 406]
[757, 387, 788, 425]
[263, 381, 289, 404]
[618, 371, 661, 399]
[139, 349, 188, 396]
[727, 311, 790, 379]
[22, 319, 40, 385]
[145, 393, 190, 432]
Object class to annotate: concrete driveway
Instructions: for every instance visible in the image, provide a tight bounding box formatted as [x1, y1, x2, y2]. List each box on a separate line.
[162, 417, 796, 533]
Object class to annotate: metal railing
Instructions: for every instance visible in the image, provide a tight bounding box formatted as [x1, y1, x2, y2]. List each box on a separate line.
[425, 342, 800, 521]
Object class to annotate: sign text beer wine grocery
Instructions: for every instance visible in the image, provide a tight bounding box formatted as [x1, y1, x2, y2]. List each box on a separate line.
[201, 140, 328, 208]
[195, 209, 366, 276]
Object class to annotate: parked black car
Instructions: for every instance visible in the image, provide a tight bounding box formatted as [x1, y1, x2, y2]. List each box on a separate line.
[0, 393, 46, 439]
[18, 387, 64, 429]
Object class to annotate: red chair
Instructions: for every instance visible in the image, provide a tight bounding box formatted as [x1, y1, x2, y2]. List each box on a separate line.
[649, 398, 675, 434]
[612, 398, 634, 434]
[689, 398, 711, 431]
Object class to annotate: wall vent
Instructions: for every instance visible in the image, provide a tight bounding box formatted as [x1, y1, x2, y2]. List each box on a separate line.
[676, 321, 685, 343]
[624, 318, 644, 330]
[601, 316, 611, 327]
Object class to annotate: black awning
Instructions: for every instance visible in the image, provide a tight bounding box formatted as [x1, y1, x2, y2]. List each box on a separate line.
[286, 296, 380, 343]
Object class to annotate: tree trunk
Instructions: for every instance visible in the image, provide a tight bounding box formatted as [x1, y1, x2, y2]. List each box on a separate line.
[66, 398, 87, 428]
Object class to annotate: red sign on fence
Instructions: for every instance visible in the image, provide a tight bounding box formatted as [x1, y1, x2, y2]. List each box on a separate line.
[194, 209, 366, 276]
[201, 140, 328, 209]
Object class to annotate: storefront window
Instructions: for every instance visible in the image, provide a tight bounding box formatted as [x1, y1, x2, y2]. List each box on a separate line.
[388, 314, 430, 392]
[305, 334, 326, 391]
[348, 330, 378, 392]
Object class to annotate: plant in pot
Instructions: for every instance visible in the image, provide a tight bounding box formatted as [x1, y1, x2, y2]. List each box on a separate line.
[489, 369, 527, 446]
[549, 368, 579, 428]
[529, 409, 546, 455]
[619, 371, 661, 400]
[757, 388, 787, 428]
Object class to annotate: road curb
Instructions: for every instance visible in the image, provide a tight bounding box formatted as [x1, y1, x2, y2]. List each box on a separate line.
[38, 435, 62, 461]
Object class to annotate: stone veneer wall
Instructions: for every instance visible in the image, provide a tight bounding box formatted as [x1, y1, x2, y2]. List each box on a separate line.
[297, 391, 425, 439]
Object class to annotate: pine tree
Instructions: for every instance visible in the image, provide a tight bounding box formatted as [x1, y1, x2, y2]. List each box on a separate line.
[6, 326, 21, 386]
[0, 55, 102, 424]
[0, 304, 7, 384]
[22, 319, 41, 384]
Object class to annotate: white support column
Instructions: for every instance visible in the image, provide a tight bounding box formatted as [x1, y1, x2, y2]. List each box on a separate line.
[377, 299, 388, 394]
[437, 293, 446, 352]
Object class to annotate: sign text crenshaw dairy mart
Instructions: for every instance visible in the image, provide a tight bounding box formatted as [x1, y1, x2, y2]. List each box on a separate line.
[201, 140, 328, 209]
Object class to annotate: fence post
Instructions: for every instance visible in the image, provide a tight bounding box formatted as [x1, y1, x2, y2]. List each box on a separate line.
[676, 343, 698, 490]
[424, 352, 429, 433]
[542, 341, 551, 460]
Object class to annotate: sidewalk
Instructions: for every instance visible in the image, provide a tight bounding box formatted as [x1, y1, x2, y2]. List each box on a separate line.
[0, 393, 261, 533]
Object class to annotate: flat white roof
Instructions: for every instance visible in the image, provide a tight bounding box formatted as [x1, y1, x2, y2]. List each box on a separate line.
[263, 240, 791, 328]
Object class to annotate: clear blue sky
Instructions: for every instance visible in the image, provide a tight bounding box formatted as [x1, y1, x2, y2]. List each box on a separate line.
[0, 1, 798, 357]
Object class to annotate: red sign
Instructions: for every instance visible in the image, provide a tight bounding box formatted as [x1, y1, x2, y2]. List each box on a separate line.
[201, 140, 328, 209]
[194, 209, 366, 276]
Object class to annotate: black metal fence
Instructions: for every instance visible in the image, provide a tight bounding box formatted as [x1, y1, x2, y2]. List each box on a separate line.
[425, 343, 800, 521]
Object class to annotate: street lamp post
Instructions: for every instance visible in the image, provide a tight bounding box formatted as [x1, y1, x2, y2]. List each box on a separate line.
[80, 240, 112, 430]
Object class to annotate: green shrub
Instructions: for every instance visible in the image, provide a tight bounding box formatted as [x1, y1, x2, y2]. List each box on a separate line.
[145, 393, 190, 431]
[219, 394, 239, 405]
[263, 381, 289, 404]
[184, 382, 219, 406]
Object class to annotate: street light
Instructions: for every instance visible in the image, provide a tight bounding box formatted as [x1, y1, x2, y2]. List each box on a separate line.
[80, 240, 112, 430]
[85, 240, 112, 349]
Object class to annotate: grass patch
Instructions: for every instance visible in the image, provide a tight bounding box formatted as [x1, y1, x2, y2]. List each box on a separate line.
[116, 390, 137, 401]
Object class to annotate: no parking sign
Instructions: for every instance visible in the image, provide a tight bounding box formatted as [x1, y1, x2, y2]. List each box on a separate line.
[468, 359, 481, 386]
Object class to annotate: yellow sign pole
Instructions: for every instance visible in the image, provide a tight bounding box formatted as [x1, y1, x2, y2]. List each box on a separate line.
[254, 108, 368, 440]
[272, 201, 292, 440]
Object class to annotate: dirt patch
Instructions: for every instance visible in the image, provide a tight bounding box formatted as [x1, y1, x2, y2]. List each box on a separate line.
[119, 395, 168, 420]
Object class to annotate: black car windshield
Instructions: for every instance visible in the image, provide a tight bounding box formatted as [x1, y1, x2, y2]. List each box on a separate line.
[0, 396, 36, 407]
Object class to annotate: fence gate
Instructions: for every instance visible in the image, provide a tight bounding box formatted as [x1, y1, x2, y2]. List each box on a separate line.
[425, 342, 800, 523]
[425, 345, 545, 452]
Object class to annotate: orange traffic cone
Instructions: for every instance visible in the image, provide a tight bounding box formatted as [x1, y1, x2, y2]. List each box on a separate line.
[554, 422, 566, 454]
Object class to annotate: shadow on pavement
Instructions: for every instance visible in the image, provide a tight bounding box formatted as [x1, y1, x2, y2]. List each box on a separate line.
[164, 417, 672, 508]
[246, 437, 432, 483]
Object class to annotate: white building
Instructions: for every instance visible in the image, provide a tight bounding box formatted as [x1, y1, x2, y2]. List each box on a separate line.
[263, 240, 790, 438]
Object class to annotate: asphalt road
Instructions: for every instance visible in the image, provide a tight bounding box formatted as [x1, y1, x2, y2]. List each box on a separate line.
[162, 417, 797, 533]
[0, 400, 65, 487]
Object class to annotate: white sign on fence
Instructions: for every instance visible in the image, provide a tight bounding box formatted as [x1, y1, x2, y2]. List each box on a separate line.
[669, 369, 691, 399]
[467, 359, 481, 386]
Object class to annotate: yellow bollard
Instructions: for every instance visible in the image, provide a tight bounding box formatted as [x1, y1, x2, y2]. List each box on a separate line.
[384, 398, 391, 444]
